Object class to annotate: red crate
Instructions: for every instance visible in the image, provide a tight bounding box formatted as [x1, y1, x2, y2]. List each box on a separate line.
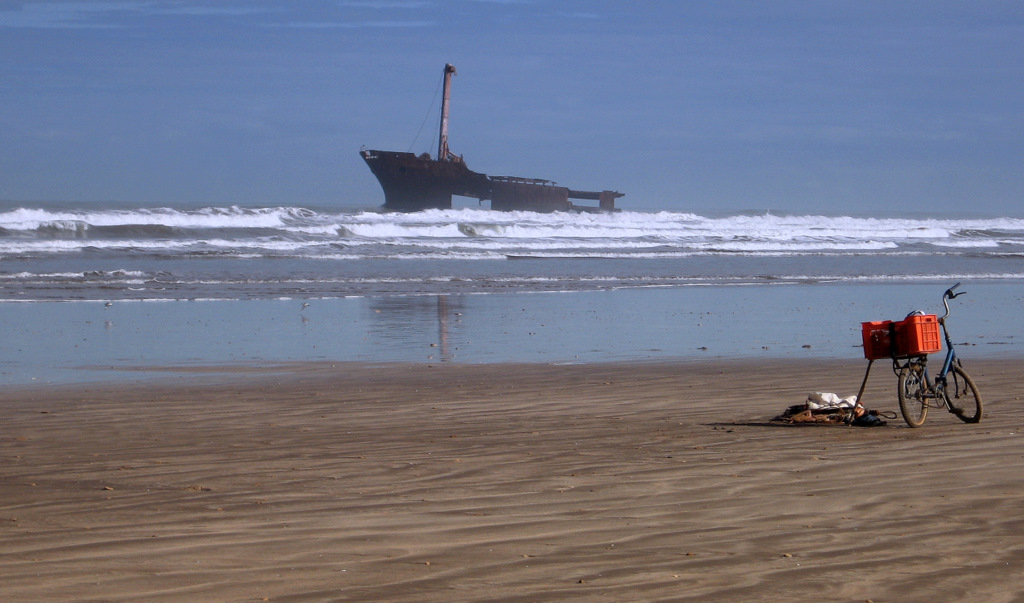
[861, 320, 893, 360]
[898, 314, 942, 356]
[861, 314, 941, 360]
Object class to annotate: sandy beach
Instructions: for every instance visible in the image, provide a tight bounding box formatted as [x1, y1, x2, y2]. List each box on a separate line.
[2, 358, 1022, 601]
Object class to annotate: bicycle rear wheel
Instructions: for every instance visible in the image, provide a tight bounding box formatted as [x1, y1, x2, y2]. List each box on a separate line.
[946, 364, 983, 423]
[898, 363, 929, 428]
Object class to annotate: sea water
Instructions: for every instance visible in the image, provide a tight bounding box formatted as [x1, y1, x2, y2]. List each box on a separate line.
[2, 203, 1023, 384]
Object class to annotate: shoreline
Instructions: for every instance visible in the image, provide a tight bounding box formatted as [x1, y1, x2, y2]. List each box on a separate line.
[7, 346, 1024, 392]
[3, 358, 1023, 601]
[4, 280, 1024, 387]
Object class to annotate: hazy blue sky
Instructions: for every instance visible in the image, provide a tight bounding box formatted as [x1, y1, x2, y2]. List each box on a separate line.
[2, 1, 1022, 214]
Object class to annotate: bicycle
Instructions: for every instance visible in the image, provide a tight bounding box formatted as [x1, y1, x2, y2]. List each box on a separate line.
[893, 283, 983, 427]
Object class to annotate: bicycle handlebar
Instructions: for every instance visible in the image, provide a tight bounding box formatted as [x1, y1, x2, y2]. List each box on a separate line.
[944, 282, 965, 300]
[941, 282, 966, 322]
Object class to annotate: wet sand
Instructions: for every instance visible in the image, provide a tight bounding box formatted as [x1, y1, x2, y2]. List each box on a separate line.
[2, 358, 1023, 601]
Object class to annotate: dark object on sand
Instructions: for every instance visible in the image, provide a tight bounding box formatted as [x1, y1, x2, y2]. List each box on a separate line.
[770, 402, 892, 427]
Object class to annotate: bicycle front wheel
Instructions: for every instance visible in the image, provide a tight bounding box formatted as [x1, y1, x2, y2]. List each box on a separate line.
[898, 363, 929, 428]
[946, 364, 983, 423]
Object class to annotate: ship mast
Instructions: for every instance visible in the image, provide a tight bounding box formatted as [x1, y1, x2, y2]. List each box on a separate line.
[438, 63, 456, 161]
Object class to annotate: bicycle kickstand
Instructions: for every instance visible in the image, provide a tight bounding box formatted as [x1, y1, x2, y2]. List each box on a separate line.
[850, 359, 875, 425]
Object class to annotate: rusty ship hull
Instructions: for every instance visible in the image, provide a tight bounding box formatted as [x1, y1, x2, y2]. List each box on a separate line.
[360, 150, 488, 212]
[361, 64, 622, 213]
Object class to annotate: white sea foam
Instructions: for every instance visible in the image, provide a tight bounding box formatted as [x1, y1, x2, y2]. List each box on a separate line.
[0, 207, 1019, 259]
[4, 205, 1023, 245]
[4, 204, 1024, 302]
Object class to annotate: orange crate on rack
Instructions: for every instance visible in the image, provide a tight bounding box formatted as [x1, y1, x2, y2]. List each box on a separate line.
[861, 314, 941, 360]
[861, 320, 894, 360]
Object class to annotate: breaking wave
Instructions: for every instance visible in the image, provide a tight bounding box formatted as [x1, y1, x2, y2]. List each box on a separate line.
[3, 203, 1024, 301]
[3, 205, 1023, 258]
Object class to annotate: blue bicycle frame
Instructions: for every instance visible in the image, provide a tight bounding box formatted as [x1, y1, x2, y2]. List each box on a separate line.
[915, 282, 964, 394]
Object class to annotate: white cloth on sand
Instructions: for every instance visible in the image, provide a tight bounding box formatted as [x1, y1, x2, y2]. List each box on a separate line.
[806, 392, 858, 410]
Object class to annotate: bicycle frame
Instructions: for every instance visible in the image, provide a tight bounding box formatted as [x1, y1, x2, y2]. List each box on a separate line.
[899, 282, 963, 400]
[896, 316, 958, 409]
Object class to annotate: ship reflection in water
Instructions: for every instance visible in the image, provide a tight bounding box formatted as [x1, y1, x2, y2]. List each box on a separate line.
[366, 295, 463, 361]
[360, 64, 623, 213]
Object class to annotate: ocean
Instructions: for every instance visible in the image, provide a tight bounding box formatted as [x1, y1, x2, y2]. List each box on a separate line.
[2, 202, 1023, 385]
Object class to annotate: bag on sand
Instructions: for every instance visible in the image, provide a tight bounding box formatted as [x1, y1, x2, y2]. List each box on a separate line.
[771, 392, 889, 427]
[850, 411, 887, 427]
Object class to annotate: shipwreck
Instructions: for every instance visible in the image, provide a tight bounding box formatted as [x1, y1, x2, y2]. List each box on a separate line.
[361, 64, 623, 213]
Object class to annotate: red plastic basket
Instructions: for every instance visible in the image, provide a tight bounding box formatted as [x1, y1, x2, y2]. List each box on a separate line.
[862, 314, 941, 360]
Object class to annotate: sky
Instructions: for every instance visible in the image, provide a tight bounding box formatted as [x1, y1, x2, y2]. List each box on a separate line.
[1, 0, 1022, 215]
